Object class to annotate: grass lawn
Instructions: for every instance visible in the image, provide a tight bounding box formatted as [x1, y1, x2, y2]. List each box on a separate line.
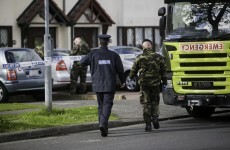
[0, 103, 41, 111]
[0, 104, 118, 133]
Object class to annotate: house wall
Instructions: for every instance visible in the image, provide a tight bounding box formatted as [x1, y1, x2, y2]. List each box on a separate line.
[96, 0, 165, 45]
[0, 0, 165, 48]
[96, 0, 123, 45]
[0, 0, 31, 47]
[49, 0, 165, 46]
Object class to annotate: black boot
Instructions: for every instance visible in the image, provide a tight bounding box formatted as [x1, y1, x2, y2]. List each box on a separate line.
[145, 123, 152, 132]
[100, 126, 108, 137]
[152, 116, 159, 129]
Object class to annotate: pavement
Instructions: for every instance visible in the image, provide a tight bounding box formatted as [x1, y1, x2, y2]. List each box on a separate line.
[0, 90, 190, 143]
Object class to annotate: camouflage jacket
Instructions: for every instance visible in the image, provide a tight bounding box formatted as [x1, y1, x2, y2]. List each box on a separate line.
[35, 45, 44, 60]
[70, 41, 90, 56]
[129, 48, 167, 86]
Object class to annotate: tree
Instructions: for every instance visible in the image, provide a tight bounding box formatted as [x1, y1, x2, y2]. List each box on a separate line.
[181, 0, 230, 36]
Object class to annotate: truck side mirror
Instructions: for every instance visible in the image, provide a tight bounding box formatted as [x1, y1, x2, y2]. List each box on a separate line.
[158, 7, 166, 38]
[159, 16, 166, 37]
[158, 7, 166, 16]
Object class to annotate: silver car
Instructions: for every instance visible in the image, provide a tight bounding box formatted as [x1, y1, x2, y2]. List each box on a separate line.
[0, 48, 45, 102]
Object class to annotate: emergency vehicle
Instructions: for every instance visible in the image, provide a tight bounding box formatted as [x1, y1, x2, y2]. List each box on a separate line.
[158, 0, 230, 117]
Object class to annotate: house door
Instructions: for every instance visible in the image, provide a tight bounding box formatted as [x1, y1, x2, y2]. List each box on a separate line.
[74, 28, 98, 48]
[27, 27, 56, 49]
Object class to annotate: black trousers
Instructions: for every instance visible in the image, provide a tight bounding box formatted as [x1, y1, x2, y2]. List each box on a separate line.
[96, 92, 115, 127]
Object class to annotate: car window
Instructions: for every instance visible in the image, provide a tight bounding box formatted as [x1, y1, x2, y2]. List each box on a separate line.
[52, 51, 69, 56]
[114, 48, 142, 54]
[5, 49, 42, 63]
[5, 52, 16, 63]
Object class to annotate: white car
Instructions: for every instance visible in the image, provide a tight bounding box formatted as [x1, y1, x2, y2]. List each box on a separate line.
[51, 46, 143, 92]
[51, 49, 72, 89]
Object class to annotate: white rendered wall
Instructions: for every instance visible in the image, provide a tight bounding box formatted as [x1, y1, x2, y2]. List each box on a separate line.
[122, 0, 164, 26]
[0, 0, 31, 47]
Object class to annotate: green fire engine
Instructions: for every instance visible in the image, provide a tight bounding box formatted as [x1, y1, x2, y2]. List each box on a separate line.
[158, 0, 230, 118]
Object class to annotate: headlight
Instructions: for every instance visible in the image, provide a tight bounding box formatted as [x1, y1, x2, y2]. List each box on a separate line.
[166, 80, 173, 88]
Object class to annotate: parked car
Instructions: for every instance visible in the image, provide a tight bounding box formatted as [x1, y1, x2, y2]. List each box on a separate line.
[0, 48, 45, 103]
[50, 46, 143, 92]
[51, 49, 71, 89]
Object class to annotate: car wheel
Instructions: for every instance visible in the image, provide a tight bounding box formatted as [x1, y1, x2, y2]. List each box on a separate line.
[125, 73, 139, 92]
[185, 106, 215, 118]
[0, 83, 9, 103]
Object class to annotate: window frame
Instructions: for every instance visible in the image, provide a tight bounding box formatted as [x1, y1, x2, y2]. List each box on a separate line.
[0, 26, 12, 47]
[117, 26, 160, 51]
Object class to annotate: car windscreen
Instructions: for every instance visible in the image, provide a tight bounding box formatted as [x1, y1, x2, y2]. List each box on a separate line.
[5, 49, 42, 63]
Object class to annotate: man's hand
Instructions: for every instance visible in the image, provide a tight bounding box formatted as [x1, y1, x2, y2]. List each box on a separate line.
[120, 83, 125, 88]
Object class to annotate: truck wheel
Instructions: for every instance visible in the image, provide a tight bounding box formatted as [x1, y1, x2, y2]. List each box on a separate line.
[0, 83, 9, 103]
[125, 73, 139, 92]
[185, 106, 215, 118]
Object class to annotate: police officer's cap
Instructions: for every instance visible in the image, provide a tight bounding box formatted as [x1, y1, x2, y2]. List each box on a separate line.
[98, 34, 111, 42]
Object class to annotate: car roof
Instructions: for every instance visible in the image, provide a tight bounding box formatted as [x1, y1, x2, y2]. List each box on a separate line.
[108, 46, 142, 50]
[54, 48, 70, 53]
[0, 47, 34, 51]
[54, 48, 70, 51]
[91, 46, 142, 50]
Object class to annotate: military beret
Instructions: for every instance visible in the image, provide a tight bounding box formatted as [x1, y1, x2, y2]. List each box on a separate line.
[98, 34, 111, 42]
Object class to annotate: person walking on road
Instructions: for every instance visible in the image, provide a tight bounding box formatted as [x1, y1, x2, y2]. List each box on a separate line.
[79, 34, 125, 137]
[70, 37, 90, 94]
[129, 39, 167, 132]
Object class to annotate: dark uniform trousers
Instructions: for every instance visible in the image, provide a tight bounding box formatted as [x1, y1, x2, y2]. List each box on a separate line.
[96, 92, 115, 127]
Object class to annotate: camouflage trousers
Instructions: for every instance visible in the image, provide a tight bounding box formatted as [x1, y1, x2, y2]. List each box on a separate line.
[70, 62, 87, 94]
[141, 85, 160, 123]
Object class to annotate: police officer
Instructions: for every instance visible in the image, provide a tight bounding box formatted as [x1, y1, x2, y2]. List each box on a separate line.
[79, 34, 125, 137]
[70, 37, 90, 94]
[129, 39, 167, 132]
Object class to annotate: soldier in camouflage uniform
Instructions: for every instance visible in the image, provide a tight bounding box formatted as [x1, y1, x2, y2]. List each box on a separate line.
[35, 44, 44, 60]
[70, 37, 90, 94]
[129, 39, 167, 132]
[139, 40, 155, 104]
